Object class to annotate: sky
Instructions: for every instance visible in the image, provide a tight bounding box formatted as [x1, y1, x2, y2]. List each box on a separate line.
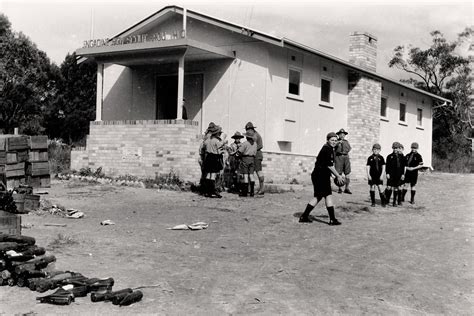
[1, 0, 472, 81]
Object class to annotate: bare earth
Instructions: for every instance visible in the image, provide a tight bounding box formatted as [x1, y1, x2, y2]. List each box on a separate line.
[1, 172, 473, 315]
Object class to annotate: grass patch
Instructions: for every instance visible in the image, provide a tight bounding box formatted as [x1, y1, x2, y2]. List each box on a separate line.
[47, 233, 79, 250]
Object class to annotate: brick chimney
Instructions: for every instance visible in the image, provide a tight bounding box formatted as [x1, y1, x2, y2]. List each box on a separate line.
[349, 32, 377, 72]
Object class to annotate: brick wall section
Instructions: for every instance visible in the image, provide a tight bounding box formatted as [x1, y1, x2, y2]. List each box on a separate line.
[347, 72, 382, 179]
[71, 120, 202, 182]
[71, 120, 320, 184]
[349, 32, 377, 72]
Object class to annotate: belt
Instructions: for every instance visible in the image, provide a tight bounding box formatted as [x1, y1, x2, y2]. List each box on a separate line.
[336, 153, 348, 156]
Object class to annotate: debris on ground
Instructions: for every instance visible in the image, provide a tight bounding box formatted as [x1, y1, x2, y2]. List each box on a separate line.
[100, 220, 115, 226]
[167, 222, 209, 230]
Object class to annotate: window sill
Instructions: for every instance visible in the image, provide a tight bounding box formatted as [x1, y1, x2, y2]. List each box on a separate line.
[398, 121, 408, 126]
[416, 126, 424, 130]
[286, 94, 304, 102]
[380, 117, 389, 122]
[319, 103, 334, 109]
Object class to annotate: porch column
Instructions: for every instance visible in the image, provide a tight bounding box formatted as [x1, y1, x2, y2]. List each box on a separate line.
[95, 63, 104, 121]
[177, 53, 185, 119]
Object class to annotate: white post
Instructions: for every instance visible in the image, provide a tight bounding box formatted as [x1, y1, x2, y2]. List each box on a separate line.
[177, 54, 185, 120]
[183, 8, 187, 36]
[95, 64, 103, 121]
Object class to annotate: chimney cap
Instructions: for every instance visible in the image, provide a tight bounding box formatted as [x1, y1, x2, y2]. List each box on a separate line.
[350, 31, 377, 41]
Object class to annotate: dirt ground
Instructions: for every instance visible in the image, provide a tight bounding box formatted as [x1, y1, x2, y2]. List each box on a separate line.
[0, 172, 473, 315]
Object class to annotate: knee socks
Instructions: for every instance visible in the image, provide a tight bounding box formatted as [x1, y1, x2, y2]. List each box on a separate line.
[326, 206, 336, 221]
[402, 189, 407, 201]
[410, 190, 416, 203]
[370, 191, 376, 205]
[301, 203, 315, 219]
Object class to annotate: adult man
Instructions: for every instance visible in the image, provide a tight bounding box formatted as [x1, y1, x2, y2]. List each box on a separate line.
[335, 128, 352, 194]
[245, 122, 264, 195]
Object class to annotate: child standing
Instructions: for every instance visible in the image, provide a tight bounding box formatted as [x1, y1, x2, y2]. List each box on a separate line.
[225, 131, 244, 193]
[403, 142, 424, 204]
[385, 142, 406, 207]
[366, 143, 386, 207]
[237, 131, 257, 197]
[203, 125, 227, 198]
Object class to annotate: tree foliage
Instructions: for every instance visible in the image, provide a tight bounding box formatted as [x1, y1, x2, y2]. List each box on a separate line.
[389, 27, 473, 172]
[44, 53, 96, 144]
[0, 13, 60, 134]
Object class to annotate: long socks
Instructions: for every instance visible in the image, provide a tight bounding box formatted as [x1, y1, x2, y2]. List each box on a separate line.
[410, 190, 416, 204]
[370, 191, 376, 206]
[402, 189, 407, 202]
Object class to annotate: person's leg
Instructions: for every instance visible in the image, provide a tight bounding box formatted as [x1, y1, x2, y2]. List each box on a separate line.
[334, 156, 343, 193]
[208, 172, 221, 198]
[397, 185, 403, 205]
[385, 185, 392, 205]
[410, 184, 417, 204]
[369, 185, 376, 207]
[377, 185, 386, 206]
[392, 188, 398, 207]
[402, 182, 408, 202]
[240, 174, 249, 197]
[249, 173, 255, 197]
[256, 170, 265, 195]
[344, 158, 352, 194]
[299, 196, 322, 222]
[325, 195, 341, 225]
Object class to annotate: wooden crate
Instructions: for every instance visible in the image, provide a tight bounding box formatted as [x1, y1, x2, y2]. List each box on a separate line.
[6, 150, 29, 164]
[0, 151, 6, 164]
[5, 162, 25, 178]
[0, 210, 21, 235]
[29, 135, 48, 150]
[29, 150, 49, 162]
[6, 178, 26, 190]
[12, 193, 25, 213]
[26, 161, 50, 176]
[24, 194, 40, 211]
[26, 175, 50, 188]
[6, 136, 29, 151]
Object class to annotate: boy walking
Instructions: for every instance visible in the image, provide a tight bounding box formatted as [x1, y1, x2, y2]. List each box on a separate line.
[366, 143, 386, 207]
[385, 142, 406, 207]
[403, 142, 424, 204]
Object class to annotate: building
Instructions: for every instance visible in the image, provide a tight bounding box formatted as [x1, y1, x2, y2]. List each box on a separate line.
[71, 5, 450, 183]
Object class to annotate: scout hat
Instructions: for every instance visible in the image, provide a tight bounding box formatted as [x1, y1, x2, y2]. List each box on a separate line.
[411, 142, 419, 149]
[326, 132, 338, 140]
[231, 131, 244, 139]
[336, 128, 348, 135]
[372, 143, 381, 150]
[208, 125, 222, 135]
[245, 122, 256, 130]
[205, 122, 216, 133]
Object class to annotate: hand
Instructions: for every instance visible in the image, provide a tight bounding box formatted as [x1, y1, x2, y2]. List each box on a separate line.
[368, 175, 372, 181]
[386, 174, 390, 180]
[336, 175, 344, 183]
[401, 175, 405, 180]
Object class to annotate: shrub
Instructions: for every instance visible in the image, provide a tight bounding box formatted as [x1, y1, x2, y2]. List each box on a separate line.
[48, 139, 71, 174]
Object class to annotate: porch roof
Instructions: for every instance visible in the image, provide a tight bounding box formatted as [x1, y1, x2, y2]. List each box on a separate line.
[75, 38, 234, 66]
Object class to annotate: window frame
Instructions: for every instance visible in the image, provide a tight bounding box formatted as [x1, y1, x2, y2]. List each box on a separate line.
[319, 77, 332, 107]
[287, 67, 302, 99]
[399, 103, 407, 123]
[380, 97, 388, 120]
[417, 108, 423, 127]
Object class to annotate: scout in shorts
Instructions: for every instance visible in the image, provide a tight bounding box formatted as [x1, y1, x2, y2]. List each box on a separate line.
[245, 122, 265, 195]
[203, 125, 227, 198]
[299, 132, 344, 225]
[403, 142, 424, 204]
[335, 128, 352, 194]
[225, 131, 244, 193]
[237, 131, 257, 197]
[366, 143, 386, 207]
[385, 142, 406, 207]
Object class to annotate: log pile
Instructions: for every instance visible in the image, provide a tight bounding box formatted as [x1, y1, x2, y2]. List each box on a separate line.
[0, 233, 143, 306]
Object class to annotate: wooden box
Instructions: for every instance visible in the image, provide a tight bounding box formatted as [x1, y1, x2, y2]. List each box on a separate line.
[12, 193, 25, 214]
[6, 136, 29, 151]
[0, 151, 6, 164]
[24, 194, 40, 211]
[26, 175, 51, 188]
[29, 150, 49, 162]
[5, 162, 25, 178]
[29, 136, 48, 150]
[0, 210, 21, 235]
[26, 161, 50, 176]
[6, 178, 26, 190]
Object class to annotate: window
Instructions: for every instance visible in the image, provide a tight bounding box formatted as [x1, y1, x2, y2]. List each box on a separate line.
[381, 97, 387, 117]
[288, 69, 301, 96]
[321, 79, 331, 103]
[399, 103, 406, 122]
[417, 108, 423, 126]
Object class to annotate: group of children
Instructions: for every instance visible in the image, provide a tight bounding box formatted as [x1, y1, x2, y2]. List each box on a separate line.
[366, 141, 424, 207]
[198, 122, 264, 198]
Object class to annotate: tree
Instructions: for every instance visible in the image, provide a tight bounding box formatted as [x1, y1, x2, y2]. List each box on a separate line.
[0, 14, 60, 134]
[389, 27, 473, 172]
[44, 53, 96, 144]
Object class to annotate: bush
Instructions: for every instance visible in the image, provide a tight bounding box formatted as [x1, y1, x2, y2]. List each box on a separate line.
[48, 139, 71, 174]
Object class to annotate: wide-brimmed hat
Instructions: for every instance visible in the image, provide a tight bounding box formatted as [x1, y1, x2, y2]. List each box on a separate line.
[205, 122, 216, 133]
[208, 125, 222, 135]
[231, 131, 244, 139]
[336, 128, 348, 135]
[411, 142, 419, 149]
[245, 122, 256, 130]
[326, 132, 338, 140]
[372, 143, 381, 150]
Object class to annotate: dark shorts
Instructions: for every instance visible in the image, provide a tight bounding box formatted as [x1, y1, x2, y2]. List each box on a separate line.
[387, 175, 402, 187]
[239, 156, 255, 174]
[404, 171, 418, 186]
[368, 177, 383, 186]
[311, 170, 332, 198]
[204, 153, 223, 173]
[335, 155, 351, 175]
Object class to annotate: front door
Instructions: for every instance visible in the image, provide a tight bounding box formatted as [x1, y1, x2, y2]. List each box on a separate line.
[156, 75, 178, 120]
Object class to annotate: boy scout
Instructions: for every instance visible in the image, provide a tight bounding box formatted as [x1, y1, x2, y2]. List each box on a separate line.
[245, 122, 265, 195]
[385, 142, 406, 207]
[403, 142, 424, 204]
[366, 143, 386, 207]
[237, 131, 258, 197]
[335, 128, 352, 194]
[225, 131, 244, 193]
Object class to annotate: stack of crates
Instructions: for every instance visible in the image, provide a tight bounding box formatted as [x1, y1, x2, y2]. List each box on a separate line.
[0, 135, 50, 190]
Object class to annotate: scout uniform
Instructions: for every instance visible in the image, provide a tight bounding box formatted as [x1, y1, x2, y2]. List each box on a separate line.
[335, 128, 352, 194]
[366, 143, 386, 207]
[237, 131, 257, 196]
[299, 132, 342, 226]
[198, 122, 216, 194]
[245, 122, 265, 195]
[225, 131, 244, 193]
[403, 142, 423, 204]
[203, 125, 226, 198]
[385, 142, 406, 207]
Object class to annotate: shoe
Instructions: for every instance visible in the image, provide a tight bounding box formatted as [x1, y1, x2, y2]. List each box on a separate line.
[328, 219, 341, 226]
[338, 188, 343, 194]
[344, 189, 352, 194]
[299, 216, 312, 223]
[410, 200, 415, 204]
[371, 203, 375, 207]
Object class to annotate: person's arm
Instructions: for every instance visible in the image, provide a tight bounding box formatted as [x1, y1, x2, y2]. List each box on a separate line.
[328, 165, 344, 182]
[381, 164, 386, 180]
[366, 165, 372, 180]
